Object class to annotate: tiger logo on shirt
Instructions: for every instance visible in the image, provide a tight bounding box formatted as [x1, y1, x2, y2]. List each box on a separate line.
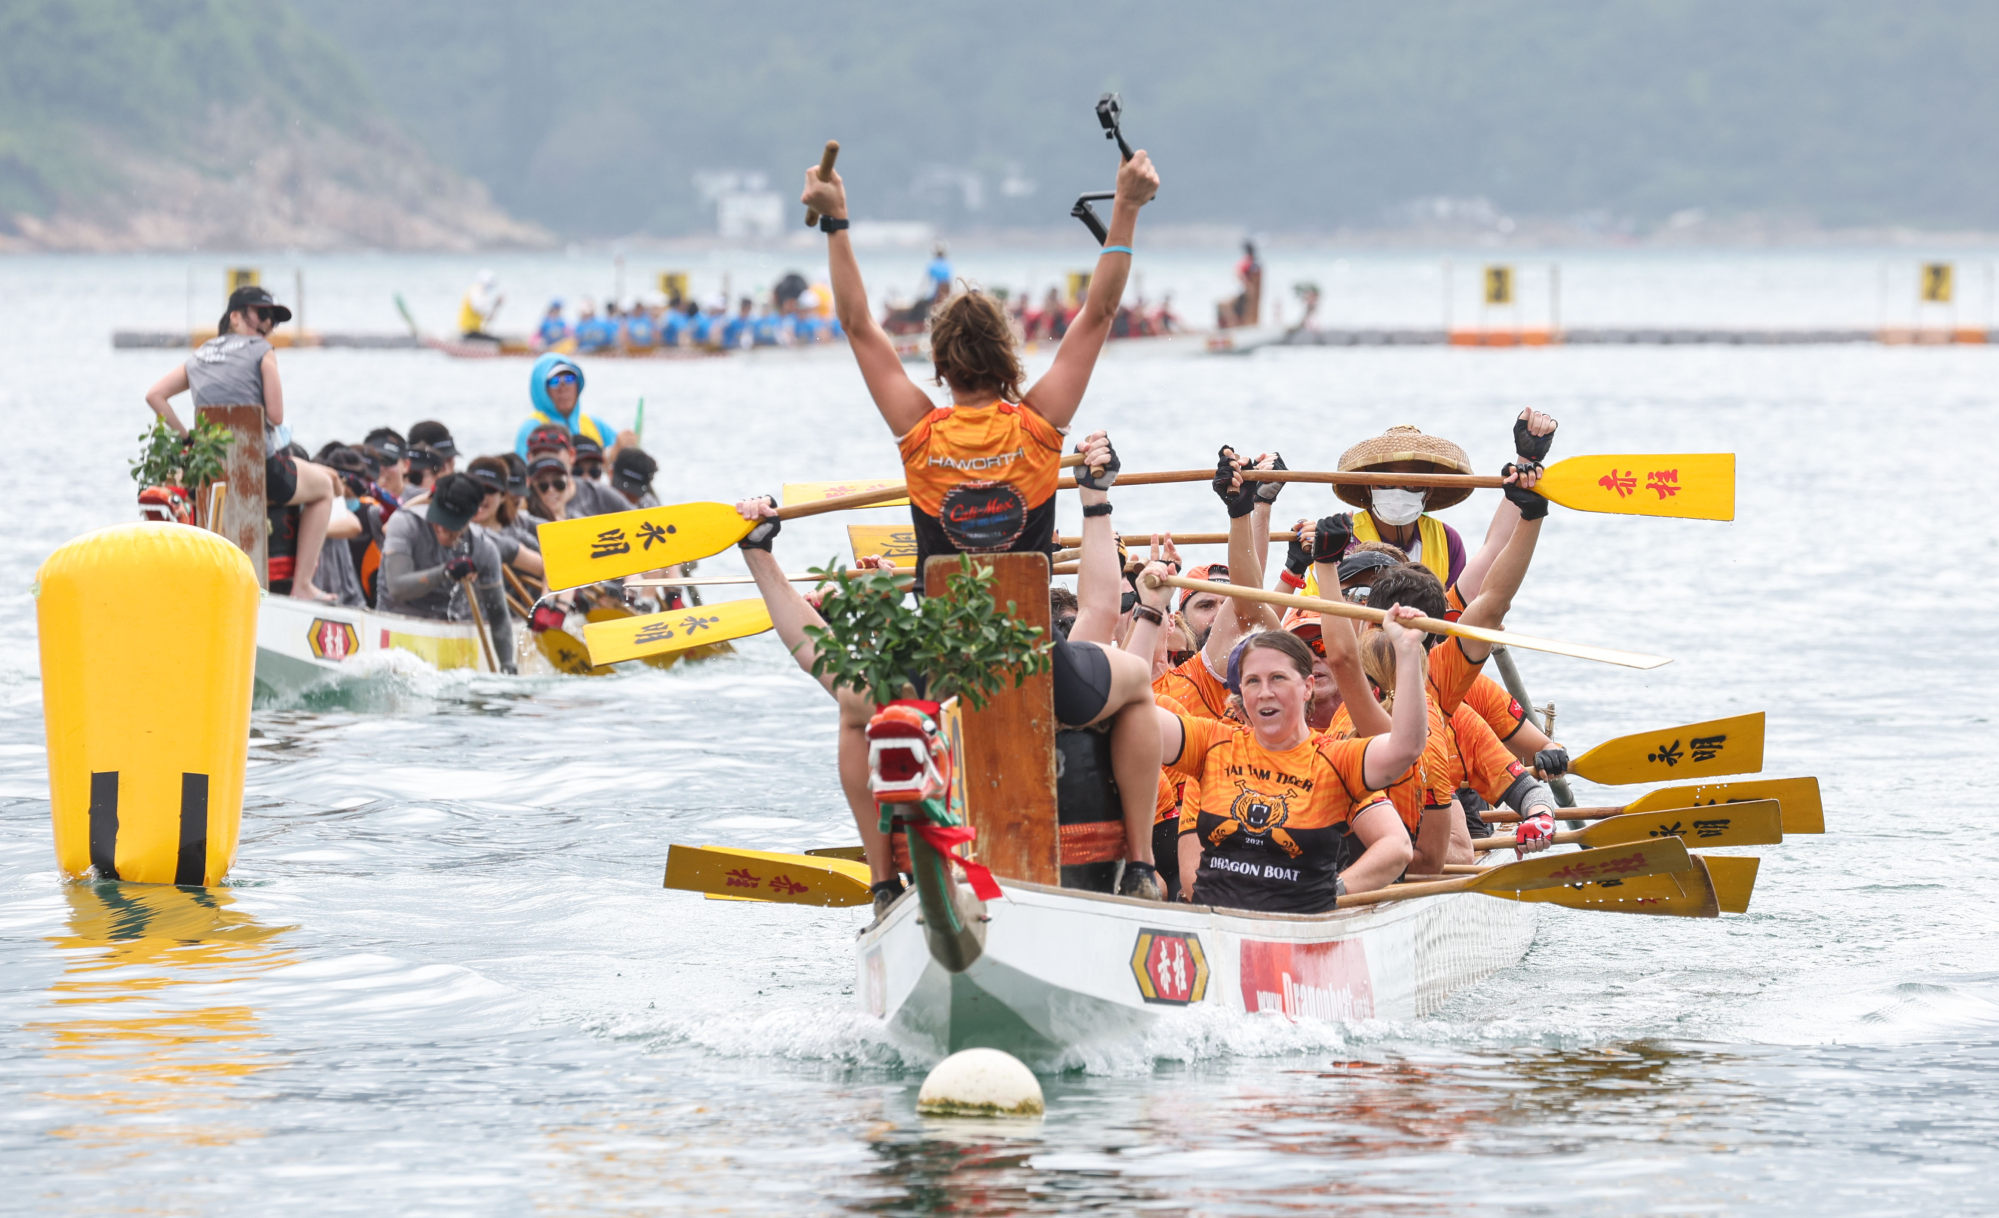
[1211, 780, 1304, 858]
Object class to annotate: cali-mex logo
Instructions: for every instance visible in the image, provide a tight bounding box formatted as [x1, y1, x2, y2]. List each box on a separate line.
[938, 479, 1027, 552]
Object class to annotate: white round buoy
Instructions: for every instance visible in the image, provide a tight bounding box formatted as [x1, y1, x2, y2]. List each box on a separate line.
[916, 1048, 1044, 1118]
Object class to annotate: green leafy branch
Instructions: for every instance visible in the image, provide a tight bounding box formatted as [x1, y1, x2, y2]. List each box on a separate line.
[802, 557, 1051, 710]
[130, 418, 232, 489]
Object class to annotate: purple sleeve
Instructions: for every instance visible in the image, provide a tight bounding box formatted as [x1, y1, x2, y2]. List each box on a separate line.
[1444, 523, 1467, 587]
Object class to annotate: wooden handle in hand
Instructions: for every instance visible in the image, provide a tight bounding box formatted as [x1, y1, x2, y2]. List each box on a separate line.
[804, 140, 840, 227]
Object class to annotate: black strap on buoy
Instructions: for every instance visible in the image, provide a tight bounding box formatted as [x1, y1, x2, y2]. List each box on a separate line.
[176, 773, 209, 887]
[89, 771, 120, 880]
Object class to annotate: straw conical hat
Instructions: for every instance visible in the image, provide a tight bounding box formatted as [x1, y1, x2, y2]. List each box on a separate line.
[1335, 424, 1474, 511]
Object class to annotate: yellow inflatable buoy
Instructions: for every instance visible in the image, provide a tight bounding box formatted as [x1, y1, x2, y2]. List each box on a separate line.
[36, 524, 258, 885]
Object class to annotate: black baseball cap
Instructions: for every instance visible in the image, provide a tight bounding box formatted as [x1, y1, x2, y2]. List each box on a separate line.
[227, 284, 292, 324]
[408, 420, 456, 458]
[1337, 550, 1400, 583]
[572, 435, 604, 462]
[612, 448, 656, 497]
[364, 427, 407, 463]
[427, 473, 484, 533]
[527, 454, 568, 478]
[405, 444, 444, 475]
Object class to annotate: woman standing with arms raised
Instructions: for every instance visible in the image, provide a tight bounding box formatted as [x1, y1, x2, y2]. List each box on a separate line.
[798, 143, 1178, 900]
[143, 284, 340, 600]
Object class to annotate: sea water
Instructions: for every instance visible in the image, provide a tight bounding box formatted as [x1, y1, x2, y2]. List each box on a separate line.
[3, 249, 1998, 1214]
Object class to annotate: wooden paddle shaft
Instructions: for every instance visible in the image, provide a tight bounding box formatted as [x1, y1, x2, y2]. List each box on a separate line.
[1337, 874, 1474, 906]
[461, 574, 500, 672]
[1057, 468, 1512, 492]
[1057, 532, 1292, 547]
[778, 453, 1086, 523]
[1483, 806, 1625, 824]
[803, 141, 840, 227]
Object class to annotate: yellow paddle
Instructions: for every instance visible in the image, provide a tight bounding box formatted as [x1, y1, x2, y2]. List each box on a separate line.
[1473, 799, 1780, 852]
[1556, 712, 1764, 785]
[1484, 776, 1823, 834]
[786, 479, 909, 509]
[535, 625, 613, 676]
[1509, 857, 1723, 917]
[1697, 855, 1760, 913]
[1338, 837, 1692, 908]
[584, 598, 773, 665]
[847, 524, 919, 569]
[584, 605, 679, 671]
[540, 454, 1086, 589]
[1227, 453, 1736, 521]
[664, 844, 871, 907]
[1146, 573, 1671, 670]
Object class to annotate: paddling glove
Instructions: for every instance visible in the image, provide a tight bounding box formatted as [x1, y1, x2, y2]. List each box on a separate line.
[530, 603, 567, 633]
[1212, 447, 1258, 518]
[1515, 810, 1557, 856]
[738, 495, 780, 551]
[1513, 414, 1555, 463]
[1532, 745, 1570, 779]
[1075, 438, 1121, 491]
[1311, 513, 1354, 564]
[1282, 521, 1313, 586]
[1253, 452, 1287, 504]
[1501, 470, 1549, 521]
[444, 556, 477, 582]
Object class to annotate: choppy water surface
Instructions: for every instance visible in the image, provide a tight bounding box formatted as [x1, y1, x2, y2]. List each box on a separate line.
[4, 251, 1999, 1214]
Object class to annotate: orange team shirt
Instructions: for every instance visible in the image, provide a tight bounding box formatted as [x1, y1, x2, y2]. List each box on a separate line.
[1462, 673, 1529, 743]
[1327, 695, 1452, 834]
[896, 399, 1064, 561]
[1168, 714, 1387, 913]
[1444, 703, 1529, 806]
[1153, 652, 1234, 721]
[1153, 692, 1191, 825]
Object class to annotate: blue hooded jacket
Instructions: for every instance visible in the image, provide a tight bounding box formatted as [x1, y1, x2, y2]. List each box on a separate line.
[516, 353, 615, 457]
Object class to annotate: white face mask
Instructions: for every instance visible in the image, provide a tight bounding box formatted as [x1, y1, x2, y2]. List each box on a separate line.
[1370, 487, 1427, 527]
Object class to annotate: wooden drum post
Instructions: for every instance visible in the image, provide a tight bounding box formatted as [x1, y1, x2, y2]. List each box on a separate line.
[196, 404, 269, 588]
[924, 553, 1059, 886]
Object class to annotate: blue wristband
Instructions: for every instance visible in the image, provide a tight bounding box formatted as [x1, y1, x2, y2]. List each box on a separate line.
[1100, 245, 1134, 256]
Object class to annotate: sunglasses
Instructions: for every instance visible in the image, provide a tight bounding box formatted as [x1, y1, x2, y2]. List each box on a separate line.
[534, 476, 568, 493]
[253, 307, 278, 324]
[574, 461, 603, 478]
[545, 372, 580, 388]
[1344, 586, 1371, 604]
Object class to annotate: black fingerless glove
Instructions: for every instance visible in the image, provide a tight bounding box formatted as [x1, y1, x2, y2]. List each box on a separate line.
[1311, 513, 1354, 564]
[1283, 525, 1312, 580]
[1212, 446, 1258, 518]
[1502, 468, 1549, 521]
[1075, 439, 1120, 491]
[1513, 414, 1554, 463]
[738, 495, 781, 551]
[1253, 452, 1286, 504]
[1533, 745, 1570, 778]
[444, 556, 477, 582]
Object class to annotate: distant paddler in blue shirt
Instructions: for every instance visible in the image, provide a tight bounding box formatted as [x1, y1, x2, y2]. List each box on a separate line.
[925, 243, 952, 296]
[623, 300, 657, 350]
[515, 353, 623, 459]
[535, 299, 568, 349]
[458, 270, 504, 340]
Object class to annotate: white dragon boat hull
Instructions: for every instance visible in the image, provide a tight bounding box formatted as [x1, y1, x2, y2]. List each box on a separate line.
[857, 874, 1538, 1061]
[254, 594, 494, 695]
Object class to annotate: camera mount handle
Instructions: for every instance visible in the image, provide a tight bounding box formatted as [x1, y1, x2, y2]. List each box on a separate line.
[1070, 93, 1138, 245]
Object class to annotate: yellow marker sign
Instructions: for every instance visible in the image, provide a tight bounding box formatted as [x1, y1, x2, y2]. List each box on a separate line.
[1484, 265, 1514, 306]
[583, 598, 772, 665]
[1537, 452, 1735, 522]
[1066, 270, 1092, 306]
[1921, 262, 1954, 304]
[225, 267, 260, 294]
[658, 271, 690, 302]
[782, 479, 908, 508]
[847, 524, 919, 569]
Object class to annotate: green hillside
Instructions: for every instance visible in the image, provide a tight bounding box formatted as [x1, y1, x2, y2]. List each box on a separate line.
[293, 0, 1999, 238]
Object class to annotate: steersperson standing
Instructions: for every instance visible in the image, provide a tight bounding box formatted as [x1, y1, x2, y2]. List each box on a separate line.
[143, 284, 341, 601]
[801, 142, 1176, 900]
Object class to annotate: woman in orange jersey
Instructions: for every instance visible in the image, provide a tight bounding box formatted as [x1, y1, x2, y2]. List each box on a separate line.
[1125, 569, 1431, 911]
[801, 146, 1157, 568]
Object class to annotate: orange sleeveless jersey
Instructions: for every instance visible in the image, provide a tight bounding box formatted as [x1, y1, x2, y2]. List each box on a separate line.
[1327, 696, 1452, 833]
[897, 399, 1064, 555]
